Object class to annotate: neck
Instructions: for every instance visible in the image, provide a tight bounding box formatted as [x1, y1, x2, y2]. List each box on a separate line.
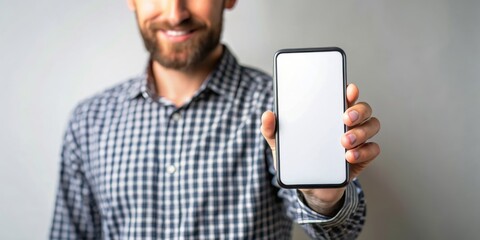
[152, 45, 224, 107]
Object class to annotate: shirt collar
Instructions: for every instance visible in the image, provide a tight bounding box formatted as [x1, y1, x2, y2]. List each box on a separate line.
[202, 46, 241, 101]
[126, 72, 149, 100]
[126, 45, 242, 102]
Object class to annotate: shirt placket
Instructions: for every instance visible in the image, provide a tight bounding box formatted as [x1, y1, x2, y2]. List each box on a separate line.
[163, 107, 184, 239]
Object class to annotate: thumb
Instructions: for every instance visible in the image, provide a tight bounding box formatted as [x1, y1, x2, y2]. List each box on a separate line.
[261, 111, 276, 152]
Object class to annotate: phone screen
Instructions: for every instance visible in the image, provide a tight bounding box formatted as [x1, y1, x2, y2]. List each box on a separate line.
[274, 48, 348, 188]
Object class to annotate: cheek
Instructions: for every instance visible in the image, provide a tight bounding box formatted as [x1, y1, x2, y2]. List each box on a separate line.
[136, 1, 158, 20]
[188, 1, 223, 25]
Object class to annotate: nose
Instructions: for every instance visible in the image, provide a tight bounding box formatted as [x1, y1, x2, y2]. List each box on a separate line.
[165, 0, 190, 26]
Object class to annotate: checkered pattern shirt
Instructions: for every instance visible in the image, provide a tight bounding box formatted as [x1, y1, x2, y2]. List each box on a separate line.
[50, 47, 366, 239]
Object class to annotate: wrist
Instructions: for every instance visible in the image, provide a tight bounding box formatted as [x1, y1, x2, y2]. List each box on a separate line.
[300, 188, 346, 217]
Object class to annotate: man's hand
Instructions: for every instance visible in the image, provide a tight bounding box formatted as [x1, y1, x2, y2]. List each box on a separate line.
[261, 84, 380, 216]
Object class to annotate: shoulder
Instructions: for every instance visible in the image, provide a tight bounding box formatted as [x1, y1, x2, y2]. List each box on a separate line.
[241, 65, 272, 87]
[240, 65, 273, 94]
[238, 65, 274, 109]
[68, 76, 142, 127]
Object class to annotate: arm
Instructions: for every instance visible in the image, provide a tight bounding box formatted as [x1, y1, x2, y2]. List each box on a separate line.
[50, 109, 101, 240]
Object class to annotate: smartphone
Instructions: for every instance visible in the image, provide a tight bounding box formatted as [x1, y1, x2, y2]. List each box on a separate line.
[273, 47, 348, 188]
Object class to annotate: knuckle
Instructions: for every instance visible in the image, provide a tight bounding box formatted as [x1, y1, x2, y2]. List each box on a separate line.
[369, 143, 381, 158]
[374, 143, 381, 155]
[358, 102, 371, 110]
[355, 128, 367, 141]
[370, 117, 380, 127]
[366, 117, 381, 134]
[352, 102, 372, 120]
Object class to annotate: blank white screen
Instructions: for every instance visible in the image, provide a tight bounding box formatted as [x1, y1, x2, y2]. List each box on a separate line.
[276, 50, 346, 185]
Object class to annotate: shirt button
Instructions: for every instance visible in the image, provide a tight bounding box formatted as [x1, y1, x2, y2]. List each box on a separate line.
[167, 165, 176, 174]
[172, 112, 182, 121]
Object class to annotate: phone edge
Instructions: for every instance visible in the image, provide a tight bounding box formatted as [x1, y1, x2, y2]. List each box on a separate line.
[273, 47, 350, 189]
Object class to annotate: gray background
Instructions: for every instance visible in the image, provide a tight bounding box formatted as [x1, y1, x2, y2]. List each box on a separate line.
[1, 0, 479, 239]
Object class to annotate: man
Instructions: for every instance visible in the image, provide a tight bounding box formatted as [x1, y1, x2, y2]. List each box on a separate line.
[50, 0, 380, 239]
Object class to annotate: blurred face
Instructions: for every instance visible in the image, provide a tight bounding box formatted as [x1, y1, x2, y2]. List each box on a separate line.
[129, 0, 236, 70]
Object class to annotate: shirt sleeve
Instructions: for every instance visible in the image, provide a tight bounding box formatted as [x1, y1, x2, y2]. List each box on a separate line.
[292, 180, 366, 239]
[50, 109, 102, 240]
[266, 147, 366, 239]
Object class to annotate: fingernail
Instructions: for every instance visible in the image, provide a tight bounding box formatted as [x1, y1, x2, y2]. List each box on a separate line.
[347, 134, 356, 145]
[351, 150, 360, 160]
[348, 110, 359, 122]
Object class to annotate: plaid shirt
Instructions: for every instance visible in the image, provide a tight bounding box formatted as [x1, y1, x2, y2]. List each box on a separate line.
[50, 47, 366, 240]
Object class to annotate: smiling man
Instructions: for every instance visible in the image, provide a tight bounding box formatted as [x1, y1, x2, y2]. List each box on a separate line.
[50, 0, 380, 239]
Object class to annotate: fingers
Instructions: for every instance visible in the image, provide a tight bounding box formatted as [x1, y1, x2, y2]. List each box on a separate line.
[346, 83, 359, 107]
[343, 83, 381, 170]
[341, 117, 380, 149]
[342, 116, 381, 164]
[343, 102, 372, 127]
[346, 142, 381, 164]
[261, 111, 276, 151]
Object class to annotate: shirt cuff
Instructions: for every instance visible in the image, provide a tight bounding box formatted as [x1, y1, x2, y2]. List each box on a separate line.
[295, 181, 360, 227]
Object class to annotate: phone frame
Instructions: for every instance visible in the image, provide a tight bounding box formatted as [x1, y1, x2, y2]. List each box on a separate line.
[273, 47, 349, 189]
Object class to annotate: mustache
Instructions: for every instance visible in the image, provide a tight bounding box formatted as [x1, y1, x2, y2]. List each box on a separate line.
[149, 18, 205, 32]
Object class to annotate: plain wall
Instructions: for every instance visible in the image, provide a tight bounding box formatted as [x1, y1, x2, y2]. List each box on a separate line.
[1, 0, 479, 239]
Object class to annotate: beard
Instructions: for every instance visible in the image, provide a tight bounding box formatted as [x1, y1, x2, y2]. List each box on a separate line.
[138, 16, 223, 70]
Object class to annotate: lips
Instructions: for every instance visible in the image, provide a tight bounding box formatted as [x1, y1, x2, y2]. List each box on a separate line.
[158, 28, 197, 42]
[165, 30, 191, 37]
[149, 19, 203, 43]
